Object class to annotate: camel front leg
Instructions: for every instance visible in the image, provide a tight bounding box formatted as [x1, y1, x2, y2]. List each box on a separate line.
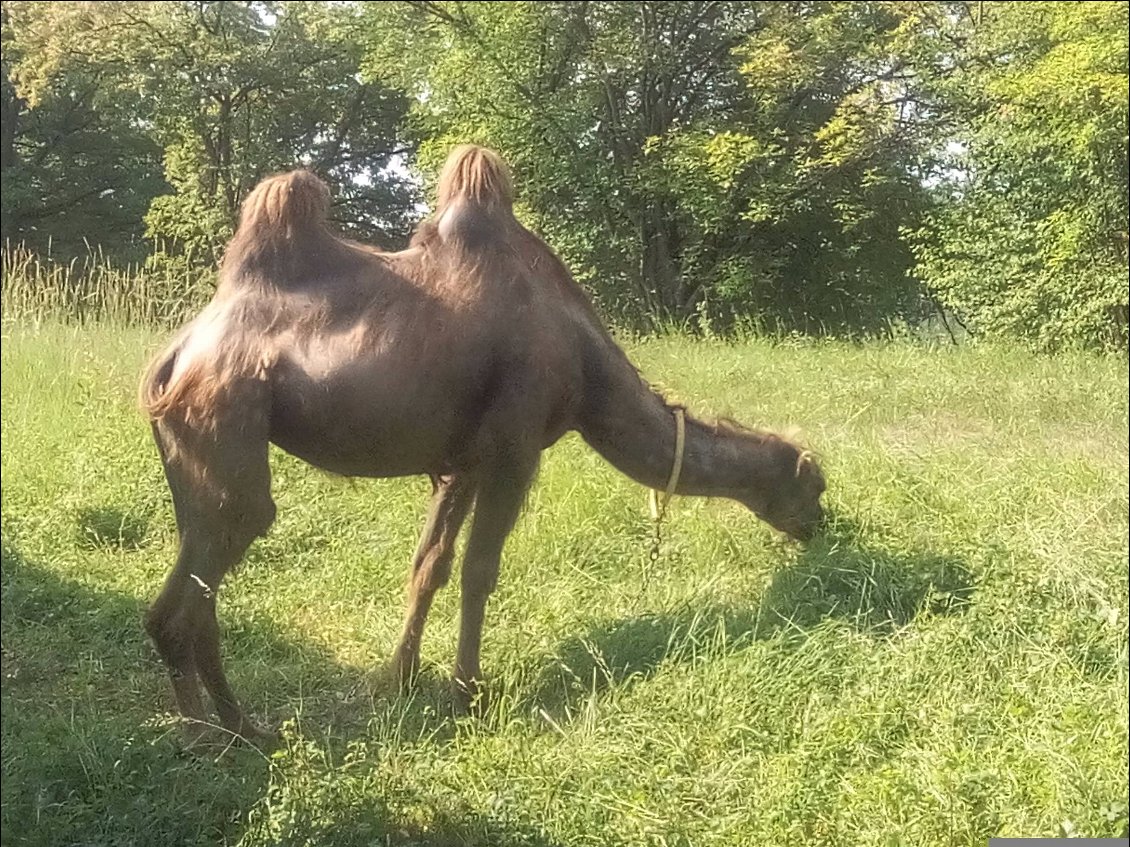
[453, 455, 537, 712]
[195, 595, 275, 742]
[145, 557, 209, 733]
[392, 473, 476, 687]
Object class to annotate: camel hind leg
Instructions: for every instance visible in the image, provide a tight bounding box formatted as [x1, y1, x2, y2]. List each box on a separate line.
[146, 415, 275, 743]
[392, 473, 477, 687]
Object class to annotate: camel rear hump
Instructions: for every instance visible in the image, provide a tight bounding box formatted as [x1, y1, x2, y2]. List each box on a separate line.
[433, 145, 516, 247]
[436, 145, 514, 212]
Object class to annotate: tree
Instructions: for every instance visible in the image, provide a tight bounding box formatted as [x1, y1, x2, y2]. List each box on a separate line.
[914, 1, 1129, 350]
[659, 0, 939, 334]
[6, 0, 1123, 346]
[363, 1, 934, 334]
[1, 4, 165, 259]
[3, 1, 417, 263]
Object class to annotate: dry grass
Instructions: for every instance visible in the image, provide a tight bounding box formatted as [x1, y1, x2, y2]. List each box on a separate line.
[1, 246, 213, 328]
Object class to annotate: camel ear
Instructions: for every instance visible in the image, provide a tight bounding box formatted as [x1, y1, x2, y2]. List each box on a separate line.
[795, 450, 815, 478]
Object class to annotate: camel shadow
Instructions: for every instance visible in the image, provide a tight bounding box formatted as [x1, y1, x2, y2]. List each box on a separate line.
[758, 512, 975, 632]
[0, 540, 492, 846]
[254, 790, 576, 847]
[527, 512, 975, 718]
[76, 505, 151, 550]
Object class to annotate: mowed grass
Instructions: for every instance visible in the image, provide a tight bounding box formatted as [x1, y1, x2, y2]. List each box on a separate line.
[1, 320, 1127, 846]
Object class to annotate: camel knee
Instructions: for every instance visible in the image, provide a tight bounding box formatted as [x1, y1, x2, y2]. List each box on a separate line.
[224, 493, 275, 544]
[196, 494, 275, 555]
[145, 604, 194, 667]
[416, 548, 455, 591]
[244, 496, 276, 541]
[461, 563, 499, 600]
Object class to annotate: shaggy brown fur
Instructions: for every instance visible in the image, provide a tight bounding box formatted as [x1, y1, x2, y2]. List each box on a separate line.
[140, 145, 826, 741]
[436, 144, 514, 213]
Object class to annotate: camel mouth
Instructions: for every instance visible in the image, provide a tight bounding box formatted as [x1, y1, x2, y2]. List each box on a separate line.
[755, 506, 823, 543]
[797, 508, 829, 542]
[780, 508, 825, 543]
[788, 523, 818, 543]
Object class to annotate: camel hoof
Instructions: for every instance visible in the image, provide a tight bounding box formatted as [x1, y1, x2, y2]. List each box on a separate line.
[391, 651, 421, 691]
[452, 677, 490, 717]
[180, 724, 240, 755]
[180, 717, 278, 754]
[230, 719, 279, 749]
[180, 720, 212, 750]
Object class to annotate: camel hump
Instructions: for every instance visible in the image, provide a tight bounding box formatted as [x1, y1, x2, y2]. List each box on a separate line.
[436, 145, 514, 214]
[237, 169, 331, 234]
[432, 145, 515, 246]
[220, 169, 341, 284]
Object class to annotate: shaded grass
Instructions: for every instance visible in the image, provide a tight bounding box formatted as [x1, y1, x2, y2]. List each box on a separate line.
[1, 322, 1127, 846]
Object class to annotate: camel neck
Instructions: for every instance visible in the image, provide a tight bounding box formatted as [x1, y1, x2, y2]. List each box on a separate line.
[575, 335, 764, 501]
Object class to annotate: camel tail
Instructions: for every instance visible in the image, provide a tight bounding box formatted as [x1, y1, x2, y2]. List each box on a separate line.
[139, 345, 183, 421]
[138, 340, 216, 426]
[221, 169, 335, 281]
[436, 145, 514, 215]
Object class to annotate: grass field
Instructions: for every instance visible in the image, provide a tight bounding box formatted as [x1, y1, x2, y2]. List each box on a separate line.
[2, 320, 1127, 846]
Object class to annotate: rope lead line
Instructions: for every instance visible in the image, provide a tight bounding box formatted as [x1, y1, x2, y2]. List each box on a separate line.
[647, 407, 686, 565]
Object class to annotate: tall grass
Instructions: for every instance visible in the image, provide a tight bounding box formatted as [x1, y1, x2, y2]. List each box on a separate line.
[1, 245, 213, 328]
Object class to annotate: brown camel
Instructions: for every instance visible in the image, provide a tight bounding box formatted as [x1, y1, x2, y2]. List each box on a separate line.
[140, 145, 826, 741]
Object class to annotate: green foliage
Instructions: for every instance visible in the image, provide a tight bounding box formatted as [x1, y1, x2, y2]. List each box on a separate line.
[2, 322, 1127, 845]
[363, 1, 934, 334]
[0, 5, 166, 260]
[652, 1, 935, 334]
[913, 1, 1130, 350]
[3, 1, 417, 262]
[2, 0, 1127, 343]
[1, 245, 213, 327]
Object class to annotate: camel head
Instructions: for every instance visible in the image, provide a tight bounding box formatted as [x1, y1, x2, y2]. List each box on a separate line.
[739, 436, 826, 542]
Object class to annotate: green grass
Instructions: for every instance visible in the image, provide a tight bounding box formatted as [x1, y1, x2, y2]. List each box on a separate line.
[2, 321, 1127, 846]
[1, 247, 212, 328]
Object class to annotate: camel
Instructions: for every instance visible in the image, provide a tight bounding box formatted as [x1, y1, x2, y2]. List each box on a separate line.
[140, 145, 826, 741]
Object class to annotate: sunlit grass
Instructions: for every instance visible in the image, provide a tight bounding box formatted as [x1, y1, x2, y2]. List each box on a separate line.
[1, 246, 213, 328]
[2, 321, 1127, 846]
